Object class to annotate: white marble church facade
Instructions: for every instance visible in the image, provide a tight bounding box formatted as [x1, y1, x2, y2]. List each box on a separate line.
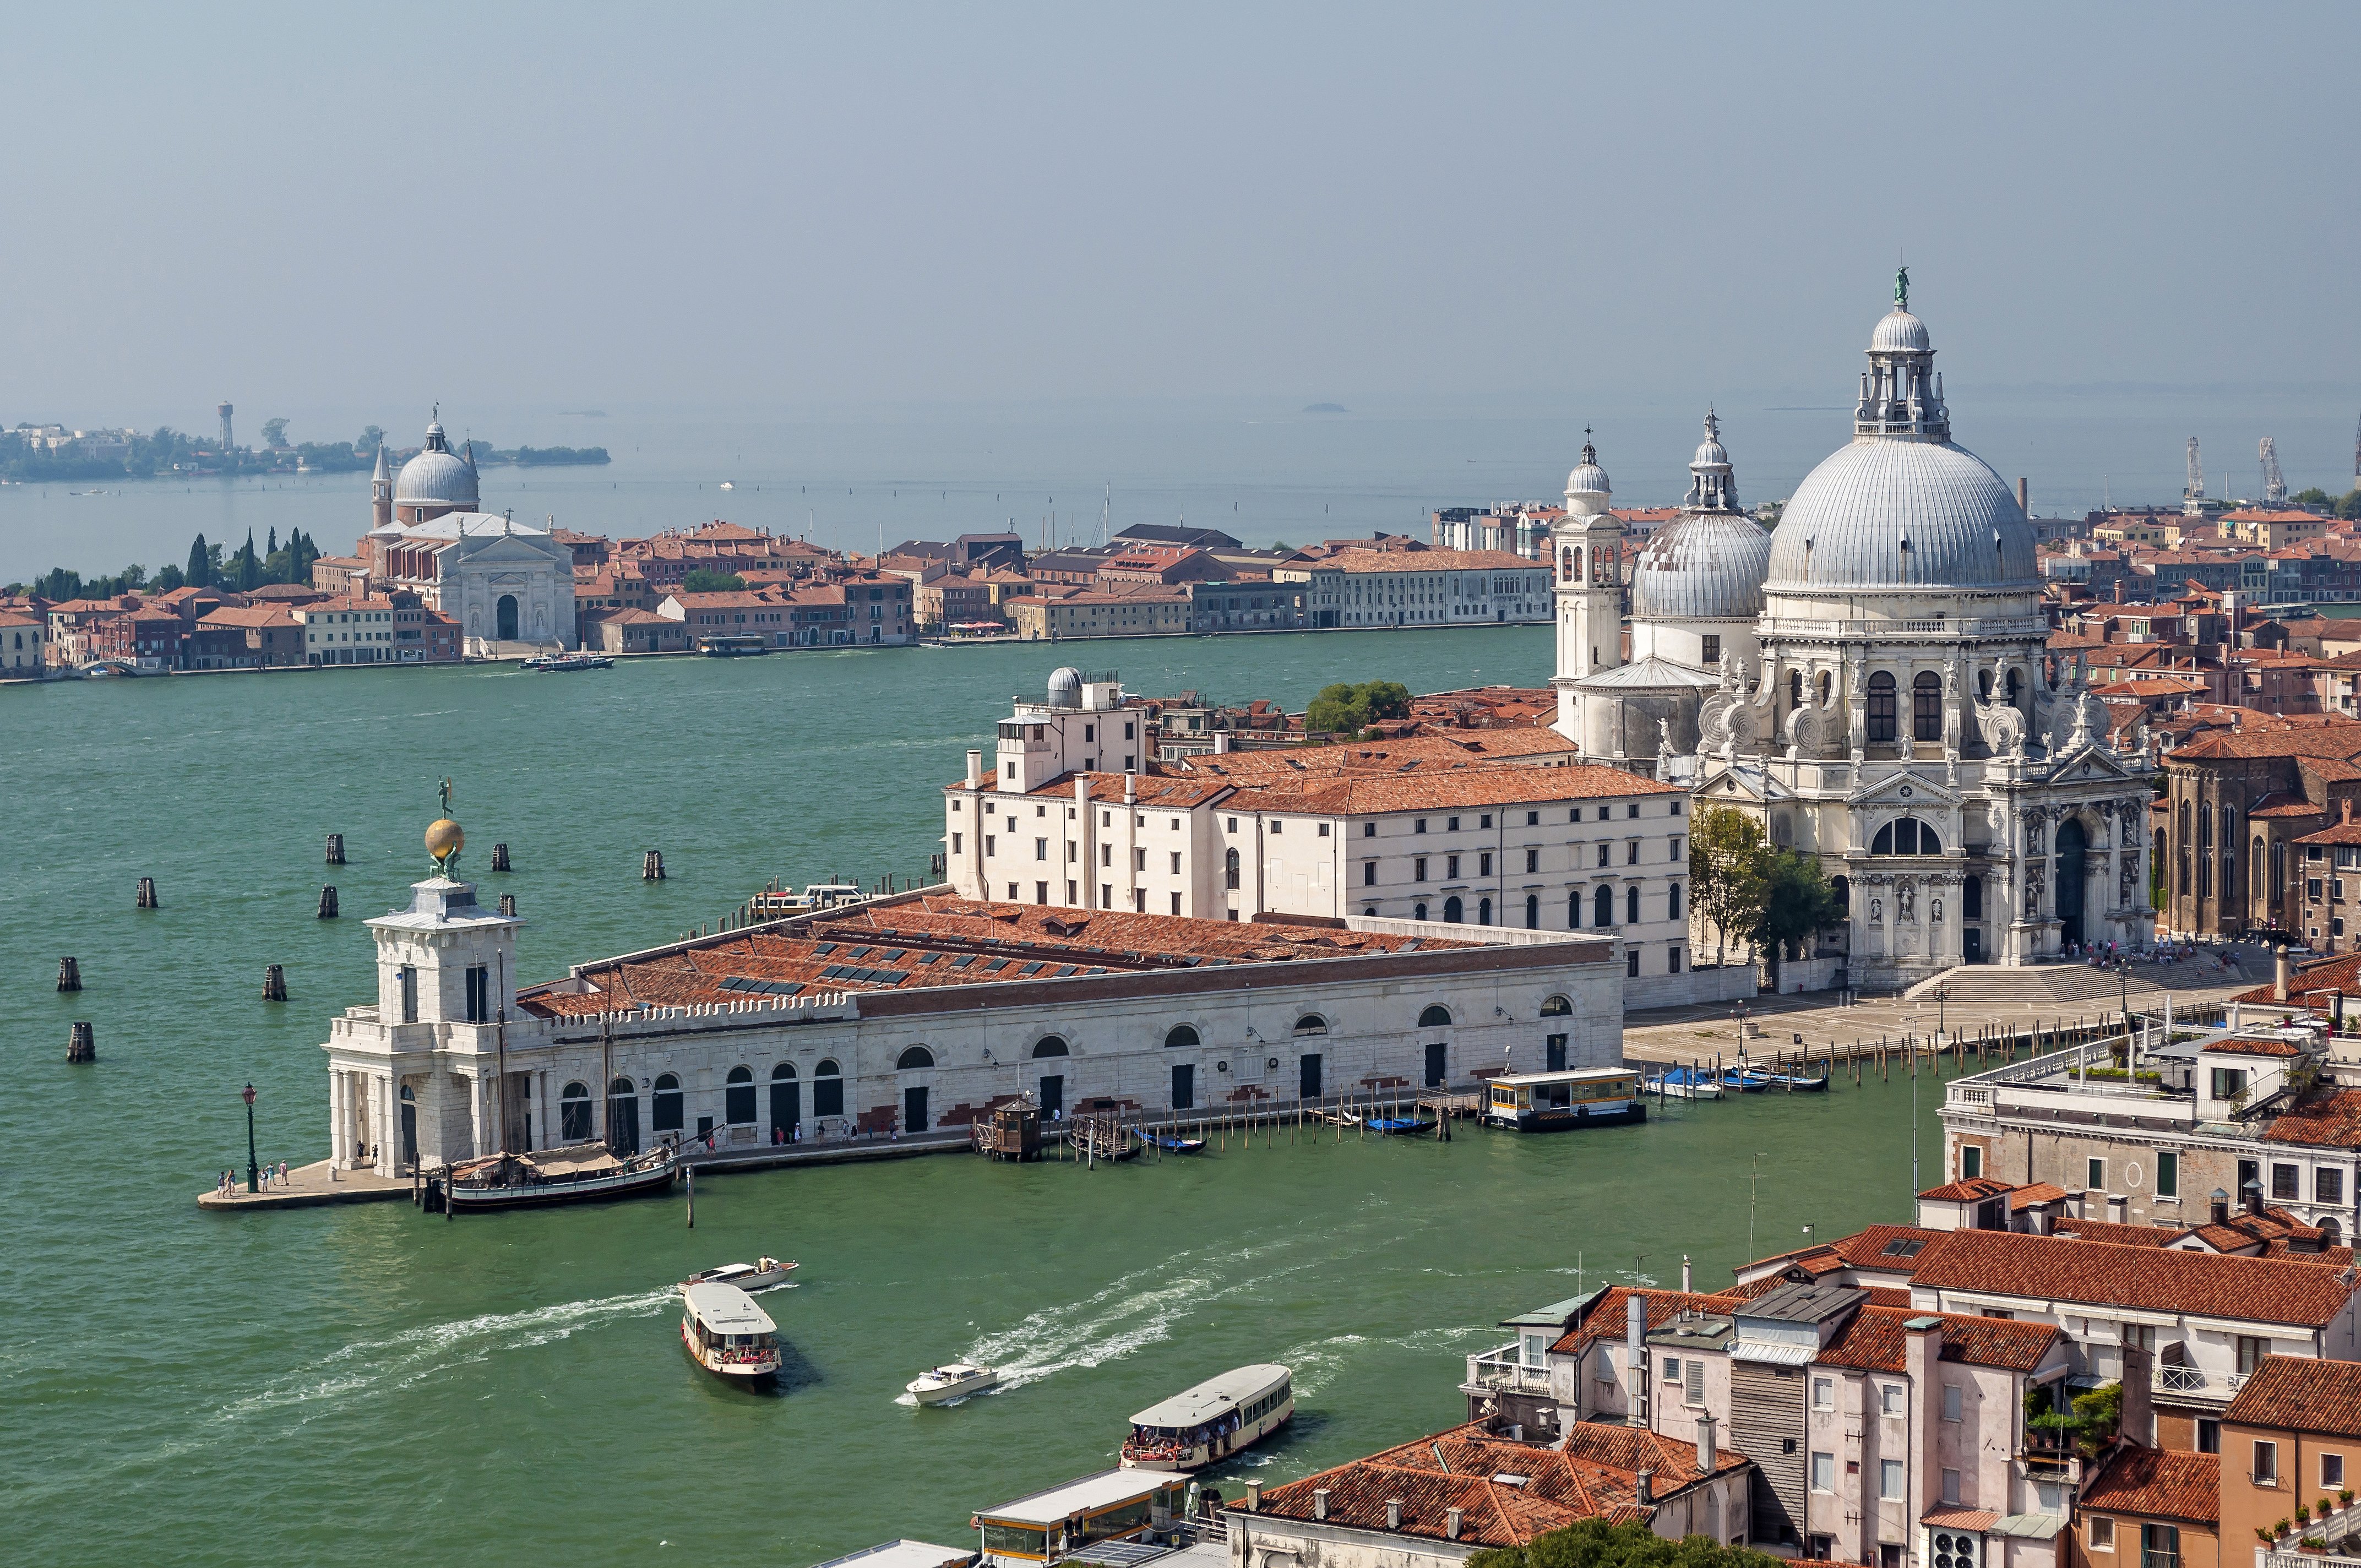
[356, 415, 575, 654]
[1549, 280, 2156, 990]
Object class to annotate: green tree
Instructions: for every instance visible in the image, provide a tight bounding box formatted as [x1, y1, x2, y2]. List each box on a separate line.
[153, 563, 186, 592]
[1750, 849, 1842, 988]
[233, 530, 263, 591]
[2293, 487, 2333, 507]
[185, 533, 211, 589]
[358, 424, 385, 453]
[260, 417, 290, 449]
[1688, 806, 1767, 968]
[1470, 1516, 1787, 1568]
[681, 568, 747, 594]
[2340, 490, 2361, 521]
[1305, 679, 1413, 737]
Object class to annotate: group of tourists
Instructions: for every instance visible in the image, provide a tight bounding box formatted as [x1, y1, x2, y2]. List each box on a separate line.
[213, 1161, 291, 1196]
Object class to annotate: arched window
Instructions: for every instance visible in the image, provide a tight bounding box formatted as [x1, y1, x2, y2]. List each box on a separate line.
[1831, 874, 1851, 915]
[2006, 668, 2022, 705]
[607, 1076, 639, 1155]
[1419, 1005, 1453, 1028]
[1164, 1025, 1200, 1049]
[2324, 1217, 2344, 1247]
[1978, 668, 1993, 699]
[1788, 669, 1803, 710]
[1866, 671, 1897, 742]
[773, 1062, 797, 1080]
[1293, 1015, 1328, 1035]
[725, 1066, 756, 1125]
[1413, 901, 1428, 921]
[1478, 897, 1492, 925]
[1225, 847, 1240, 890]
[1626, 885, 1641, 924]
[1594, 885, 1614, 927]
[1540, 995, 1573, 1017]
[1870, 816, 1944, 856]
[1444, 895, 1464, 923]
[2253, 836, 2267, 906]
[1561, 546, 1574, 580]
[813, 1059, 845, 1118]
[1569, 889, 1582, 928]
[652, 1072, 685, 1133]
[896, 1046, 935, 1070]
[560, 1081, 592, 1142]
[1032, 1036, 1069, 1058]
[1526, 893, 1540, 930]
[1912, 671, 1942, 742]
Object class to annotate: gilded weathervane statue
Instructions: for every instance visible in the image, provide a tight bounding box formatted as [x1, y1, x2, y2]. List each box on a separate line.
[426, 777, 464, 878]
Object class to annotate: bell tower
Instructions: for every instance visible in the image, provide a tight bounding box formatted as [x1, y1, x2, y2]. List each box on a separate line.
[1552, 434, 1623, 740]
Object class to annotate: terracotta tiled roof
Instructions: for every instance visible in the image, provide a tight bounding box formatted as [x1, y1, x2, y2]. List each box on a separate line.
[1917, 1178, 2018, 1202]
[1740, 1226, 1946, 1280]
[2233, 954, 2361, 1008]
[2051, 1216, 2179, 1246]
[2219, 1351, 2361, 1435]
[1908, 1229, 2353, 1327]
[2010, 1183, 2070, 1210]
[1815, 1306, 2061, 1374]
[2261, 1086, 2361, 1148]
[2294, 821, 2361, 845]
[1310, 548, 1543, 574]
[2250, 794, 2326, 820]
[1237, 1420, 1748, 1547]
[1233, 764, 1680, 816]
[1549, 1287, 1744, 1357]
[2076, 1447, 2219, 1526]
[2204, 1036, 2304, 1057]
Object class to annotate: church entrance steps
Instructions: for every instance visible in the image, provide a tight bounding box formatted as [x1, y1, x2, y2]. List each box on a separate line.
[1903, 949, 2270, 1007]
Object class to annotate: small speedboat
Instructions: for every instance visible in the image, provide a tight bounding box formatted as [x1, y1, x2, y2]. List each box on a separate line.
[1643, 1067, 1724, 1101]
[683, 1256, 798, 1293]
[906, 1362, 1000, 1404]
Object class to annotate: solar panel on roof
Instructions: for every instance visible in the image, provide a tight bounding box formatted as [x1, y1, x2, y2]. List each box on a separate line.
[915, 952, 942, 965]
[718, 976, 804, 998]
[882, 949, 906, 961]
[847, 946, 873, 959]
[1019, 962, 1043, 975]
[950, 955, 975, 967]
[1056, 965, 1076, 976]
[812, 942, 836, 955]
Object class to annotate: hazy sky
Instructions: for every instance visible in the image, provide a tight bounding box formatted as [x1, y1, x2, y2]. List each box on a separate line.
[2, 2, 2354, 420]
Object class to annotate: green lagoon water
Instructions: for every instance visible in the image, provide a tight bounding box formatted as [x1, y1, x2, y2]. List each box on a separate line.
[0, 628, 1930, 1565]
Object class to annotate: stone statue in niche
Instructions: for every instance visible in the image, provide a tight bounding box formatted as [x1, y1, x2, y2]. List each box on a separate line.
[2119, 852, 2138, 910]
[1897, 881, 1916, 925]
[1931, 895, 1944, 925]
[2025, 860, 2047, 920]
[1870, 897, 1884, 924]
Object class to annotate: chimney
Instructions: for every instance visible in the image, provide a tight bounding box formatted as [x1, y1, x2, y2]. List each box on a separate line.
[1123, 772, 1136, 806]
[1906, 1316, 1944, 1504]
[2345, 797, 2354, 826]
[1385, 1499, 1402, 1532]
[1696, 1413, 1718, 1474]
[2211, 1188, 2231, 1226]
[1636, 1468, 1654, 1506]
[2121, 1342, 2155, 1446]
[1313, 1489, 1329, 1521]
[966, 749, 983, 788]
[1682, 1255, 1693, 1293]
[2244, 1178, 2266, 1217]
[1446, 1507, 1464, 1540]
[1214, 731, 1231, 754]
[1627, 1293, 1649, 1425]
[1244, 1480, 1261, 1512]
[2107, 1193, 2129, 1225]
[2277, 945, 2292, 1003]
[2017, 477, 2030, 515]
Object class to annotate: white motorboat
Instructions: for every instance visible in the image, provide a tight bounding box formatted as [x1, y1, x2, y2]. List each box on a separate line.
[679, 1281, 781, 1381]
[905, 1362, 1000, 1405]
[683, 1257, 798, 1293]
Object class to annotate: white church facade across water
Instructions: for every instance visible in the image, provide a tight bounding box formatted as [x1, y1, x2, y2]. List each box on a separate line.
[1549, 278, 2156, 992]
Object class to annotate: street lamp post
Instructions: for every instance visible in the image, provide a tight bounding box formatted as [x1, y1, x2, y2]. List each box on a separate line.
[242, 1082, 259, 1194]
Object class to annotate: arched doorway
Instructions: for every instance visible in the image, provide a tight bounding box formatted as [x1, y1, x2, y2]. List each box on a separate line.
[560, 1081, 592, 1142]
[399, 1085, 417, 1167]
[770, 1064, 799, 1141]
[497, 594, 519, 640]
[2056, 816, 2089, 949]
[607, 1076, 639, 1155]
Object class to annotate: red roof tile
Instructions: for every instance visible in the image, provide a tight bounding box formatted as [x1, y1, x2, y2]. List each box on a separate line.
[2261, 1087, 2361, 1148]
[2077, 1446, 2220, 1526]
[2221, 1357, 2361, 1441]
[1815, 1306, 2061, 1374]
[1908, 1229, 2353, 1327]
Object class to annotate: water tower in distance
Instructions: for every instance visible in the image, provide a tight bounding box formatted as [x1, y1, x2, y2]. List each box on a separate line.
[217, 402, 233, 451]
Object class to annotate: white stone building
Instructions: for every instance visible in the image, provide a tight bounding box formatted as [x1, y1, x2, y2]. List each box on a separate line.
[1274, 549, 1552, 630]
[941, 670, 1736, 1001]
[322, 865, 1625, 1173]
[1549, 278, 2157, 990]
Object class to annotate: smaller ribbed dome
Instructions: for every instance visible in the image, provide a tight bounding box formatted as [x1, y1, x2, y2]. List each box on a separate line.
[1047, 666, 1083, 707]
[1565, 436, 1609, 498]
[1630, 512, 1772, 623]
[1870, 308, 1930, 353]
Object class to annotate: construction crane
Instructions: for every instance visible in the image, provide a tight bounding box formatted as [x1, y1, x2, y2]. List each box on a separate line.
[2184, 437, 2205, 516]
[2260, 438, 2287, 505]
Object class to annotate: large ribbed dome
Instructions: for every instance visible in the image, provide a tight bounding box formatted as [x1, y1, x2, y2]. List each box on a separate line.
[1631, 511, 1772, 621]
[394, 415, 480, 510]
[1764, 439, 2037, 592]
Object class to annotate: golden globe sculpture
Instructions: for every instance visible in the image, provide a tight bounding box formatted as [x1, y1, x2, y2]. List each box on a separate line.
[426, 818, 464, 876]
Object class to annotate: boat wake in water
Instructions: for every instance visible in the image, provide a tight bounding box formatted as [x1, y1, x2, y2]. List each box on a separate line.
[220, 1288, 677, 1422]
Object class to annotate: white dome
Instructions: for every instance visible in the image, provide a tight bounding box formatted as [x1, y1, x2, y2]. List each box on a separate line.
[1764, 438, 2037, 593]
[394, 415, 480, 509]
[1692, 434, 1729, 468]
[1047, 666, 1084, 707]
[1631, 512, 1771, 622]
[1565, 437, 1610, 498]
[1870, 308, 1930, 353]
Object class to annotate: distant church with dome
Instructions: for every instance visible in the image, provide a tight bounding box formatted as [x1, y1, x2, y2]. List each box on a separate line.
[351, 412, 576, 653]
[1551, 276, 2155, 989]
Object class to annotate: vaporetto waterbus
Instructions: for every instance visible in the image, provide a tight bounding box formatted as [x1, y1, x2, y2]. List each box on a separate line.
[1118, 1363, 1293, 1472]
[1482, 1066, 1645, 1131]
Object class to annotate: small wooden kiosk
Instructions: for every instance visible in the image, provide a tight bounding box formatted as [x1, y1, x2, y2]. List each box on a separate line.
[974, 1096, 1042, 1162]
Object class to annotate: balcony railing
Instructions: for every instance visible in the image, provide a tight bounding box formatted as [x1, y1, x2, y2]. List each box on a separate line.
[2142, 1551, 2179, 1568]
[2157, 1364, 2206, 1393]
[1465, 1347, 1552, 1396]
